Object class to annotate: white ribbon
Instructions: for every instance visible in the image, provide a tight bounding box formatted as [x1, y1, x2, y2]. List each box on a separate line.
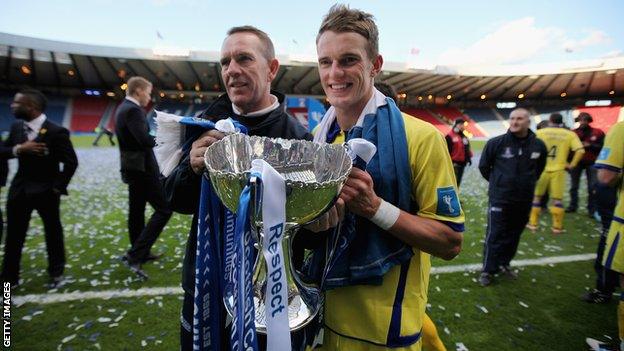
[346, 138, 377, 164]
[250, 159, 291, 351]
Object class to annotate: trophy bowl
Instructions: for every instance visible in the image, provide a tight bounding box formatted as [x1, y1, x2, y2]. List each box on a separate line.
[204, 133, 352, 333]
[205, 133, 352, 225]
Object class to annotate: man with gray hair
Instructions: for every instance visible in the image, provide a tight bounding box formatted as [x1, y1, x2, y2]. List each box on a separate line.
[162, 25, 311, 350]
[478, 108, 547, 286]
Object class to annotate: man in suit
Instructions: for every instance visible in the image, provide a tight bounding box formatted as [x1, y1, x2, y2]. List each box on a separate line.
[115, 76, 172, 279]
[0, 89, 78, 288]
[0, 154, 7, 245]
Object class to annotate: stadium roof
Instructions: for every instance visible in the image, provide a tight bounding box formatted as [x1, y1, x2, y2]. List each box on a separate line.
[1, 32, 622, 104]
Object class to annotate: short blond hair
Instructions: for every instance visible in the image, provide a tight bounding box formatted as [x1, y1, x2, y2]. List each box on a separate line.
[317, 4, 379, 60]
[127, 76, 152, 96]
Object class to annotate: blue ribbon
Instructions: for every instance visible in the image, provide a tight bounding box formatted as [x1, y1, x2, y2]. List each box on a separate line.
[189, 117, 251, 351]
[193, 176, 223, 350]
[229, 180, 259, 351]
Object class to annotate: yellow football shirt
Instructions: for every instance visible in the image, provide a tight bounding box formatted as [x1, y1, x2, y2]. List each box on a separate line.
[316, 113, 464, 349]
[596, 122, 624, 272]
[535, 127, 584, 172]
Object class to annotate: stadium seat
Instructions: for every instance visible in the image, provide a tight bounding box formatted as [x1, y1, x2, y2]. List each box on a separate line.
[70, 96, 111, 132]
[403, 108, 450, 134]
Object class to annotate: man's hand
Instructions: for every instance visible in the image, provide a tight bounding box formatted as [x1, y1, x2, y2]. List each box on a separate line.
[304, 198, 345, 232]
[565, 163, 573, 171]
[339, 168, 381, 219]
[16, 141, 48, 156]
[190, 130, 226, 174]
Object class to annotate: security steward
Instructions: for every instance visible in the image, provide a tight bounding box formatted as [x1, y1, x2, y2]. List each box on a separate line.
[478, 108, 547, 286]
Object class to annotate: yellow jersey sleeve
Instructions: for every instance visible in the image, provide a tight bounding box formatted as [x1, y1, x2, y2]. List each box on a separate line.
[596, 121, 624, 172]
[403, 115, 465, 229]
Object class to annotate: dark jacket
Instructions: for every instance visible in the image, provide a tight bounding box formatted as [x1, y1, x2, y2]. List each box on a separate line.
[162, 91, 312, 292]
[479, 129, 547, 204]
[573, 125, 605, 165]
[0, 153, 7, 187]
[114, 99, 159, 180]
[0, 119, 78, 199]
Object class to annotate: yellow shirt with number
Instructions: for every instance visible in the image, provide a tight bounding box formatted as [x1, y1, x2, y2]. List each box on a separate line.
[536, 127, 583, 172]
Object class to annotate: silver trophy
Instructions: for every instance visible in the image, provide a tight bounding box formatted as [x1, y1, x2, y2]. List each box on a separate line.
[204, 133, 352, 333]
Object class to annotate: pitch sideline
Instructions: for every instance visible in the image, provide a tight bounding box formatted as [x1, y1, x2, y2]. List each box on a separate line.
[13, 253, 597, 306]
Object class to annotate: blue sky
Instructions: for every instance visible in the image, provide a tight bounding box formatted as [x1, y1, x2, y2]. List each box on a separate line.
[1, 0, 622, 67]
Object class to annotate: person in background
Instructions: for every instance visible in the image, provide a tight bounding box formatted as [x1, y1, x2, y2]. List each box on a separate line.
[0, 89, 78, 289]
[478, 108, 547, 286]
[0, 150, 7, 245]
[115, 76, 172, 279]
[593, 120, 624, 351]
[527, 113, 584, 234]
[567, 112, 605, 217]
[445, 118, 472, 187]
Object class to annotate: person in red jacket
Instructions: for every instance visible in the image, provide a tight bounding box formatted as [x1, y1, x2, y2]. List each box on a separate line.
[445, 118, 473, 187]
[567, 112, 605, 216]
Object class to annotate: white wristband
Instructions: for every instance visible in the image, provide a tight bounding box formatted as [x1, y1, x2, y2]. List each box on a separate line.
[370, 199, 400, 230]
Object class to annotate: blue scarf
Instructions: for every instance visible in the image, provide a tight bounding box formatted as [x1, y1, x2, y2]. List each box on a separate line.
[310, 98, 414, 288]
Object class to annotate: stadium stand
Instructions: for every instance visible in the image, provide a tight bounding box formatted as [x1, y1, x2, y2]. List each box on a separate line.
[463, 108, 508, 137]
[69, 96, 111, 132]
[431, 107, 487, 138]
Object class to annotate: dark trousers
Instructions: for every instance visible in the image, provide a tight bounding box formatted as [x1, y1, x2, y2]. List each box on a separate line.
[1, 190, 65, 282]
[453, 163, 466, 187]
[594, 183, 619, 294]
[568, 163, 597, 212]
[482, 201, 531, 274]
[125, 173, 172, 263]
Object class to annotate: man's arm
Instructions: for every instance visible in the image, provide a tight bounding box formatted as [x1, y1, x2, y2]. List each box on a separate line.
[568, 148, 585, 169]
[52, 128, 78, 194]
[340, 168, 462, 260]
[536, 140, 547, 176]
[125, 107, 156, 149]
[478, 139, 494, 181]
[0, 124, 18, 159]
[597, 168, 620, 188]
[162, 153, 201, 214]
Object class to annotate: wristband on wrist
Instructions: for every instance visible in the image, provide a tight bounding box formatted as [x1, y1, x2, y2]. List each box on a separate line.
[369, 199, 400, 230]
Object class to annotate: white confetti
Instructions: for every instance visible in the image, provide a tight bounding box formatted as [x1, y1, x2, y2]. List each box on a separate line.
[62, 334, 77, 343]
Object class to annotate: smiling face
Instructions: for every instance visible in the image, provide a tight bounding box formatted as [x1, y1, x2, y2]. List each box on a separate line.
[316, 30, 382, 121]
[220, 32, 279, 114]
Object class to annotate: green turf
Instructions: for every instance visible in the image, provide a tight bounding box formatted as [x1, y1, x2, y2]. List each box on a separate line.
[70, 134, 117, 149]
[3, 148, 617, 350]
